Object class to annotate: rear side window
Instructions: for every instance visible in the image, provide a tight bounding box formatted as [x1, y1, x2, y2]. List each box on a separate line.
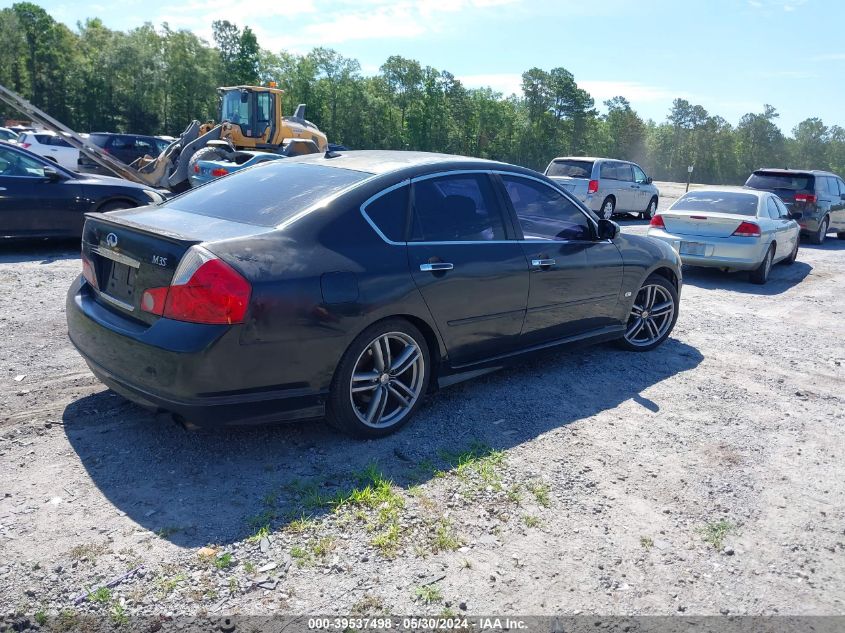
[164, 162, 369, 227]
[746, 171, 814, 192]
[546, 160, 593, 179]
[363, 185, 408, 242]
[671, 192, 760, 216]
[410, 173, 507, 242]
[88, 135, 110, 148]
[766, 197, 780, 219]
[826, 176, 840, 196]
[502, 175, 591, 241]
[599, 162, 617, 179]
[615, 163, 633, 182]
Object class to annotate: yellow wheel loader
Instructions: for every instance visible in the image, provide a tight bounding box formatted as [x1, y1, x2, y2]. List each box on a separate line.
[0, 83, 329, 192]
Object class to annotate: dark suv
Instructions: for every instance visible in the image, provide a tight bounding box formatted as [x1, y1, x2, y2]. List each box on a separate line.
[78, 133, 171, 175]
[744, 169, 845, 244]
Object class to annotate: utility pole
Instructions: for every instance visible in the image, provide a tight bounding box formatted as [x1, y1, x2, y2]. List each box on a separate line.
[686, 164, 694, 193]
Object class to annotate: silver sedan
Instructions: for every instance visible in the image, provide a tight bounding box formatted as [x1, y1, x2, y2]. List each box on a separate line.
[647, 188, 801, 284]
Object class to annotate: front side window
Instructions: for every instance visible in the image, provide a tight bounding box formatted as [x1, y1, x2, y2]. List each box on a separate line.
[827, 176, 841, 197]
[773, 196, 790, 218]
[410, 174, 507, 242]
[633, 165, 648, 184]
[502, 176, 592, 241]
[0, 146, 46, 177]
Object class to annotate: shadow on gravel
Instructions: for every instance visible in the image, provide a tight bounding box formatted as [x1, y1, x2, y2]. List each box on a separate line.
[682, 260, 812, 295]
[0, 239, 80, 264]
[62, 338, 702, 548]
[800, 237, 845, 251]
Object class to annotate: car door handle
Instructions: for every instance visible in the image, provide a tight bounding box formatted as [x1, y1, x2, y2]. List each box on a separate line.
[630, 185, 640, 189]
[531, 258, 556, 267]
[0, 187, 5, 191]
[419, 262, 454, 272]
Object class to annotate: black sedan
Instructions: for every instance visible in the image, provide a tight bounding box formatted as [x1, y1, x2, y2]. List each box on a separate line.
[66, 151, 682, 438]
[0, 141, 166, 239]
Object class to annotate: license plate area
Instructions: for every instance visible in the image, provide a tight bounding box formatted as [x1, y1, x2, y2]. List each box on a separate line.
[680, 241, 706, 256]
[91, 246, 141, 311]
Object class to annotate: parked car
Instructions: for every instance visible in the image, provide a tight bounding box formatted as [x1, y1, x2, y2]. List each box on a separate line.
[545, 156, 660, 220]
[744, 168, 845, 244]
[189, 150, 284, 187]
[0, 141, 167, 239]
[67, 151, 682, 438]
[647, 188, 800, 284]
[0, 127, 19, 143]
[78, 133, 172, 175]
[17, 130, 79, 170]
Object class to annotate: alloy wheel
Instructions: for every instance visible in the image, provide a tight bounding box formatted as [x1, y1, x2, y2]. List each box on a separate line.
[349, 332, 425, 428]
[624, 284, 676, 347]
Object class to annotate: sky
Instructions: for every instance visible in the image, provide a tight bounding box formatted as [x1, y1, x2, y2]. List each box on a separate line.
[6, 0, 845, 134]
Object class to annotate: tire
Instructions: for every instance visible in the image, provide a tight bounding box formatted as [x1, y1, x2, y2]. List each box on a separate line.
[186, 146, 228, 187]
[97, 201, 135, 213]
[326, 318, 431, 439]
[600, 197, 616, 220]
[809, 217, 829, 245]
[782, 237, 799, 266]
[749, 244, 775, 285]
[616, 274, 679, 352]
[642, 197, 657, 221]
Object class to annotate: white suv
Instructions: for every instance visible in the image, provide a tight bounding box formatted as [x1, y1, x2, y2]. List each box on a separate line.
[18, 131, 80, 170]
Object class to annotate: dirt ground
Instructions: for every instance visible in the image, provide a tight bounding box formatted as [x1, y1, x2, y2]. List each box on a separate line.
[1, 186, 844, 622]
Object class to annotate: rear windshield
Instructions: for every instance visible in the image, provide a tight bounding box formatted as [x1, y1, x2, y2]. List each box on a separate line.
[746, 172, 814, 191]
[87, 134, 111, 148]
[164, 162, 370, 226]
[546, 160, 593, 179]
[671, 192, 760, 216]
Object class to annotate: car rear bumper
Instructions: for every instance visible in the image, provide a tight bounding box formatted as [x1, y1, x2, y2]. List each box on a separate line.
[647, 229, 768, 271]
[66, 278, 326, 426]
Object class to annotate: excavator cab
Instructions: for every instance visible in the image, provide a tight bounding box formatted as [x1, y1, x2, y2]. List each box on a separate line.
[219, 86, 278, 146]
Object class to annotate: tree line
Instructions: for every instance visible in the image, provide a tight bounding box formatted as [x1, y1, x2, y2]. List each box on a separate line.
[2, 2, 844, 185]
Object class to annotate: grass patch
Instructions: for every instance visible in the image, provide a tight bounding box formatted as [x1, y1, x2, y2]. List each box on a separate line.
[640, 536, 654, 549]
[352, 593, 386, 615]
[246, 525, 270, 543]
[413, 583, 443, 605]
[290, 546, 312, 567]
[68, 542, 108, 564]
[699, 519, 735, 550]
[155, 526, 180, 539]
[110, 603, 129, 626]
[214, 552, 234, 570]
[88, 586, 111, 604]
[526, 481, 551, 508]
[157, 573, 186, 597]
[34, 611, 47, 626]
[440, 442, 506, 492]
[522, 515, 541, 528]
[55, 610, 79, 633]
[431, 518, 461, 552]
[371, 523, 401, 558]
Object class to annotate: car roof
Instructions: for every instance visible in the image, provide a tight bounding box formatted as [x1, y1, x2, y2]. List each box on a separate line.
[550, 156, 628, 163]
[754, 168, 836, 176]
[287, 150, 506, 175]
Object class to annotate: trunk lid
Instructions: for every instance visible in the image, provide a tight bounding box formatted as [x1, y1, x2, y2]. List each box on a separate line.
[660, 211, 753, 238]
[548, 176, 589, 201]
[81, 206, 271, 325]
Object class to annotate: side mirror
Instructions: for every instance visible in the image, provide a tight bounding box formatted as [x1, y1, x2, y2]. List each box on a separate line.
[646, 176, 653, 184]
[597, 218, 620, 240]
[43, 166, 63, 181]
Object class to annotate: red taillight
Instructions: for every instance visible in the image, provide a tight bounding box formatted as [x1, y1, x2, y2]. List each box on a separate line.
[81, 253, 98, 289]
[794, 193, 816, 203]
[211, 168, 229, 177]
[193, 164, 200, 173]
[20, 142, 31, 149]
[141, 247, 251, 325]
[587, 179, 599, 194]
[732, 221, 761, 237]
[649, 214, 665, 228]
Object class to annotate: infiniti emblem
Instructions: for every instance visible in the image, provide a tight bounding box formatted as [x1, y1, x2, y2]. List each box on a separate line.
[106, 233, 118, 248]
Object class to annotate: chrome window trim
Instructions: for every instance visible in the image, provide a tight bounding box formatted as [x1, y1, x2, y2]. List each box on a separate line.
[91, 245, 141, 269]
[97, 291, 135, 312]
[358, 168, 603, 247]
[359, 179, 411, 246]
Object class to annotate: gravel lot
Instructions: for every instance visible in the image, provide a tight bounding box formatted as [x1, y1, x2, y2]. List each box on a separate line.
[1, 182, 844, 623]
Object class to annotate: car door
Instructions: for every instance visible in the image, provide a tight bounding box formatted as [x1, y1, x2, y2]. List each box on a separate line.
[765, 196, 793, 259]
[47, 135, 79, 170]
[0, 145, 83, 236]
[772, 195, 800, 253]
[407, 171, 529, 366]
[631, 164, 650, 210]
[614, 162, 637, 212]
[498, 173, 624, 345]
[828, 176, 845, 231]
